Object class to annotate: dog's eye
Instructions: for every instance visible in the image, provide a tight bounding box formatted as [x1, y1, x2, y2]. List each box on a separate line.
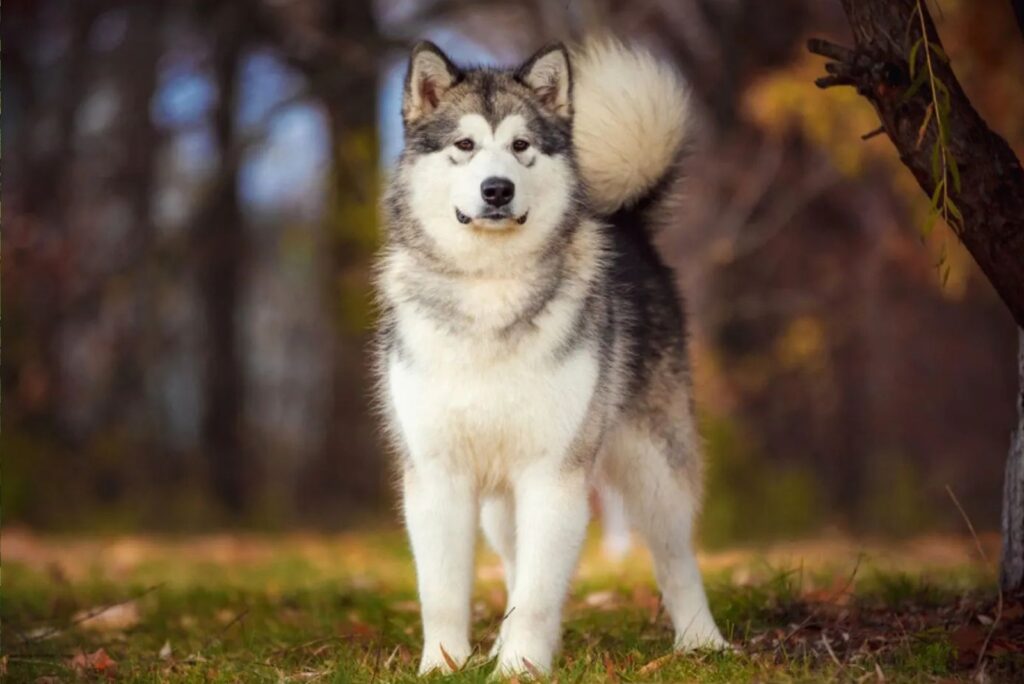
[512, 139, 530, 152]
[454, 138, 474, 152]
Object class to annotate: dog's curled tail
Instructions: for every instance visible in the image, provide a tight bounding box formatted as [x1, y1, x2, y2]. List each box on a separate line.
[572, 38, 693, 215]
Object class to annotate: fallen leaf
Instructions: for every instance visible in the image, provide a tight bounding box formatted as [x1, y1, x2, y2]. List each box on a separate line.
[340, 616, 379, 642]
[69, 648, 117, 679]
[602, 653, 620, 683]
[522, 657, 543, 679]
[582, 590, 618, 608]
[638, 652, 676, 675]
[439, 643, 459, 672]
[24, 626, 61, 641]
[74, 602, 140, 632]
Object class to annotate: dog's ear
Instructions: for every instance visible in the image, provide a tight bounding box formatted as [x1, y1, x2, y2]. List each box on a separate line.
[516, 43, 572, 119]
[403, 41, 462, 125]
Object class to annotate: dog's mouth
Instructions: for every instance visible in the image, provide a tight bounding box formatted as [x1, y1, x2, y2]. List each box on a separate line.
[455, 207, 528, 227]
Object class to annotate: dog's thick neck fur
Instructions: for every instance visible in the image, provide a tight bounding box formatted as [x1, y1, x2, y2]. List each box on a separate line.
[379, 210, 605, 344]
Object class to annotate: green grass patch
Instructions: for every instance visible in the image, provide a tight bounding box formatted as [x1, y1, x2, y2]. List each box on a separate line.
[2, 532, 1015, 682]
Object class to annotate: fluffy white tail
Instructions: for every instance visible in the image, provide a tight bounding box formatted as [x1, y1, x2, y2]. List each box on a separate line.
[572, 38, 693, 215]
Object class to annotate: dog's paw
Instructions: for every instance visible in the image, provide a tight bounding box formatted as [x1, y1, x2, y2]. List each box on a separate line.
[673, 625, 730, 653]
[492, 639, 554, 680]
[418, 641, 472, 676]
[490, 657, 548, 681]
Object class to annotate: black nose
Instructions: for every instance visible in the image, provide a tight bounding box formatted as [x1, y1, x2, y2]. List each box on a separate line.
[481, 177, 515, 207]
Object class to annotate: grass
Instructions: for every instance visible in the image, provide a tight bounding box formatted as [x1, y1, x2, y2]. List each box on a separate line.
[2, 528, 1021, 682]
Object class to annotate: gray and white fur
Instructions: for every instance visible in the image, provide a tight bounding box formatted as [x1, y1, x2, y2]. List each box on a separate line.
[374, 37, 726, 677]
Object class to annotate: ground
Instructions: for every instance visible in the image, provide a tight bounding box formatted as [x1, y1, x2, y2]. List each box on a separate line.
[3, 528, 1023, 682]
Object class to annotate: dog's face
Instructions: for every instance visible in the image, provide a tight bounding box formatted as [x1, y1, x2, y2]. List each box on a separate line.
[396, 42, 578, 270]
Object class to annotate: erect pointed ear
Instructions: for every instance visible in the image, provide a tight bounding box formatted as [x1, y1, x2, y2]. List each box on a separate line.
[403, 41, 462, 125]
[516, 43, 572, 119]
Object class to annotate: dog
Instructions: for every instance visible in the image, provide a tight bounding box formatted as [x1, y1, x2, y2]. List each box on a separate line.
[374, 37, 727, 677]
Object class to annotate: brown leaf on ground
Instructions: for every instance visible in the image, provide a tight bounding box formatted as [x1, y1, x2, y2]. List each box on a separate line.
[743, 591, 1024, 679]
[602, 653, 620, 683]
[522, 657, 543, 679]
[24, 625, 62, 641]
[439, 643, 459, 672]
[339, 613, 380, 642]
[69, 648, 118, 679]
[74, 601, 140, 632]
[638, 652, 676, 675]
[582, 590, 619, 609]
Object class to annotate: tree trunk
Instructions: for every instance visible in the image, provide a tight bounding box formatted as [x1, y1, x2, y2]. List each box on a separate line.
[809, 0, 1024, 329]
[808, 0, 1024, 590]
[1004, 330, 1024, 594]
[198, 6, 249, 515]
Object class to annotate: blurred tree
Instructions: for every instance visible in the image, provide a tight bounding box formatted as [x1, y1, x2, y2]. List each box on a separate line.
[250, 0, 392, 515]
[2, 0, 1019, 539]
[195, 1, 251, 514]
[810, 0, 1024, 591]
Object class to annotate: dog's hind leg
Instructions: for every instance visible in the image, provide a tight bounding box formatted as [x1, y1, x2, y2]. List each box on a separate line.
[604, 420, 727, 651]
[403, 465, 477, 674]
[480, 494, 515, 657]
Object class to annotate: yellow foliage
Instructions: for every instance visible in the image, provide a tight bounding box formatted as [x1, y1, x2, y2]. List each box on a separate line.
[327, 127, 380, 332]
[744, 56, 881, 177]
[747, 56, 977, 302]
[328, 127, 380, 254]
[776, 315, 826, 371]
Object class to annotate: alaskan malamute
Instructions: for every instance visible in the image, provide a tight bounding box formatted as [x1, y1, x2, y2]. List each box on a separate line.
[374, 37, 726, 677]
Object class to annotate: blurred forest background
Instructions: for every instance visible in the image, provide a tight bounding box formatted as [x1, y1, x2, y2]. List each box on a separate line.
[4, 0, 1023, 542]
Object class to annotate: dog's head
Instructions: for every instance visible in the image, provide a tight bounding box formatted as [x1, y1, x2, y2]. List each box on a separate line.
[395, 41, 579, 269]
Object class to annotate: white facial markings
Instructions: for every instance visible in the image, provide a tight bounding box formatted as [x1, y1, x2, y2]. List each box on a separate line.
[447, 114, 533, 224]
[404, 110, 574, 272]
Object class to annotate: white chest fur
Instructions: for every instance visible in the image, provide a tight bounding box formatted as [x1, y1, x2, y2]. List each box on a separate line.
[386, 287, 600, 487]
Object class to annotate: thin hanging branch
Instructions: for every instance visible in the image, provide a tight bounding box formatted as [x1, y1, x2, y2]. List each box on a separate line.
[808, 0, 1024, 329]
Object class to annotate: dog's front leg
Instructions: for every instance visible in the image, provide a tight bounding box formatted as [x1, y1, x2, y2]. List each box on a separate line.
[496, 464, 589, 676]
[403, 465, 477, 674]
